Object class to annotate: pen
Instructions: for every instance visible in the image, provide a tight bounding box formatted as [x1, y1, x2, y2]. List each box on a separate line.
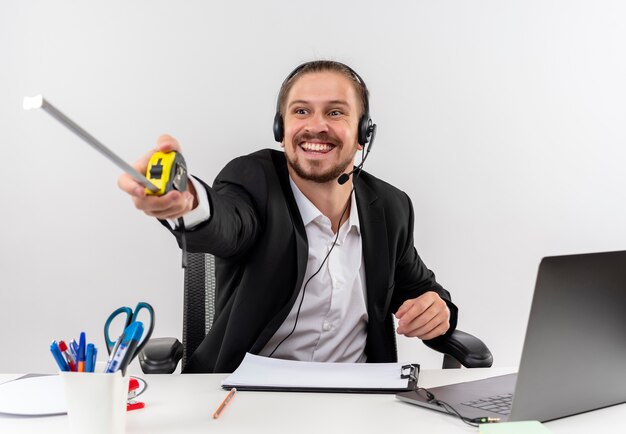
[50, 341, 70, 372]
[105, 322, 144, 374]
[77, 332, 86, 372]
[105, 332, 125, 372]
[69, 339, 79, 360]
[117, 322, 144, 375]
[213, 388, 237, 419]
[85, 343, 95, 373]
[58, 340, 77, 371]
[91, 346, 98, 372]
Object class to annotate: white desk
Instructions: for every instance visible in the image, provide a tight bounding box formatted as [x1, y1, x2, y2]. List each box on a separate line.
[1, 368, 623, 433]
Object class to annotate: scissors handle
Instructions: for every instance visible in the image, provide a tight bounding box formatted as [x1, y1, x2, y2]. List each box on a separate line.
[104, 307, 133, 354]
[131, 302, 155, 356]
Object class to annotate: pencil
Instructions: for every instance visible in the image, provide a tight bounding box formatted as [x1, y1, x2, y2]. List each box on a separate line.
[213, 388, 237, 419]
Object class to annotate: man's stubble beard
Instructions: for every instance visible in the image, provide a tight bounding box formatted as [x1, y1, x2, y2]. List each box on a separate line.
[287, 132, 357, 184]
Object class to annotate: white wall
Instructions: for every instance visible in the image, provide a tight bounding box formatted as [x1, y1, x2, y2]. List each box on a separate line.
[1, 0, 625, 373]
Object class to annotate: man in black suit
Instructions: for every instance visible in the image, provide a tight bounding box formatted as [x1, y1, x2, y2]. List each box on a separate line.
[119, 61, 457, 373]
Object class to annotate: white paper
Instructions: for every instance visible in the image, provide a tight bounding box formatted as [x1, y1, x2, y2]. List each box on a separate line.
[222, 353, 413, 390]
[0, 375, 66, 416]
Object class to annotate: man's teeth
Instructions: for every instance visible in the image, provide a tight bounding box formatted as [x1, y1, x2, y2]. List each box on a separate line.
[301, 142, 333, 152]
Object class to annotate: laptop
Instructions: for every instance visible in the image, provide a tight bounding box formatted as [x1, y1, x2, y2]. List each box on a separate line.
[396, 250, 626, 422]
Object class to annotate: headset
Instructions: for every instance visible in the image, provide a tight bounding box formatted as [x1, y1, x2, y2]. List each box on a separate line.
[272, 61, 376, 151]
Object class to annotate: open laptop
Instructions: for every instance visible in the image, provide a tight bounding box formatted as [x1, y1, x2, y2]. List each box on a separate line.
[396, 250, 626, 422]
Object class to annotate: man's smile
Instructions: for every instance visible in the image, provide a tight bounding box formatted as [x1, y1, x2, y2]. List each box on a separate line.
[299, 142, 336, 154]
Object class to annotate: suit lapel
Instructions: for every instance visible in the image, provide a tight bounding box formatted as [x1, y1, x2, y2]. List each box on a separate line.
[274, 152, 309, 295]
[355, 178, 390, 320]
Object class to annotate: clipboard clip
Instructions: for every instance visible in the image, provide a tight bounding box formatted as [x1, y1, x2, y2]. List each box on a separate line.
[401, 363, 420, 383]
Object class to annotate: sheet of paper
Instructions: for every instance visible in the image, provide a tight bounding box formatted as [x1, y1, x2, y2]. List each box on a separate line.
[480, 421, 552, 434]
[222, 353, 412, 390]
[0, 375, 66, 416]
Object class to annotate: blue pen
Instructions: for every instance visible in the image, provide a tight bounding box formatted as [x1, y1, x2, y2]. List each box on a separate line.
[92, 346, 98, 372]
[77, 332, 86, 372]
[50, 341, 70, 372]
[85, 343, 95, 373]
[105, 322, 144, 374]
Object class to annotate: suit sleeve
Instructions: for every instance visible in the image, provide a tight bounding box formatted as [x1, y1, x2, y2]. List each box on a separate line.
[161, 156, 266, 260]
[389, 193, 458, 338]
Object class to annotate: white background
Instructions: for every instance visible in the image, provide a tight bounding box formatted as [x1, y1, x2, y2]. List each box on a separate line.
[1, 0, 625, 373]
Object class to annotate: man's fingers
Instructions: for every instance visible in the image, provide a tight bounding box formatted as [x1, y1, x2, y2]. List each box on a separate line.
[397, 304, 438, 334]
[395, 295, 431, 320]
[401, 312, 449, 339]
[156, 134, 181, 153]
[134, 190, 194, 220]
[133, 190, 183, 213]
[395, 301, 411, 319]
[118, 173, 146, 197]
[396, 295, 433, 325]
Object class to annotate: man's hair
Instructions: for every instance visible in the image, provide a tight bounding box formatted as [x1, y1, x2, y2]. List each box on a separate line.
[277, 60, 369, 118]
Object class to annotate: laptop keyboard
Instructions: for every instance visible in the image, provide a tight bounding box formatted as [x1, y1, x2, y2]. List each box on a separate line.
[462, 393, 513, 415]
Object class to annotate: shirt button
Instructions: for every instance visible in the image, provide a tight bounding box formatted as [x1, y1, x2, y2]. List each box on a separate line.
[323, 322, 332, 331]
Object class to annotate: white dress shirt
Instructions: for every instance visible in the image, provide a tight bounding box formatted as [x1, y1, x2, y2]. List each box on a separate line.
[258, 179, 369, 362]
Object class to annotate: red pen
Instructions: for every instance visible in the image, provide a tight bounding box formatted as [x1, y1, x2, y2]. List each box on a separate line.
[58, 340, 77, 371]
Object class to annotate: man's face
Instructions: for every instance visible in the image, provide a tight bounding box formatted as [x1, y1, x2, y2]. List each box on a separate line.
[282, 71, 362, 184]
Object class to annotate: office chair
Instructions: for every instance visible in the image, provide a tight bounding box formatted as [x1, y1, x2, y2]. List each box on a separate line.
[139, 252, 493, 374]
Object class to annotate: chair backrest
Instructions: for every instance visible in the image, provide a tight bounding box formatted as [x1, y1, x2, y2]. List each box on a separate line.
[181, 252, 216, 371]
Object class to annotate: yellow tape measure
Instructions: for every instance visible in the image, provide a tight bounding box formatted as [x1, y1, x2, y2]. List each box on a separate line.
[145, 151, 188, 195]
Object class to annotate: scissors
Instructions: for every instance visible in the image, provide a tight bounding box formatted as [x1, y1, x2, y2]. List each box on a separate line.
[104, 302, 155, 356]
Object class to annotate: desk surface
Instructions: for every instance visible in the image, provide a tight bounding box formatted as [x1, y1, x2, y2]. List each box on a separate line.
[1, 368, 623, 433]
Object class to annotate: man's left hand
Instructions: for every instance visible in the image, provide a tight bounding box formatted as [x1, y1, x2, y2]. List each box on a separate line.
[395, 292, 450, 340]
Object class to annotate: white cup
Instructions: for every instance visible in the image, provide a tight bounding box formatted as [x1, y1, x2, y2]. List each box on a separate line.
[60, 369, 129, 434]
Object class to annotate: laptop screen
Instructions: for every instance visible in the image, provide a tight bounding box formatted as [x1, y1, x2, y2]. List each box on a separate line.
[510, 250, 626, 421]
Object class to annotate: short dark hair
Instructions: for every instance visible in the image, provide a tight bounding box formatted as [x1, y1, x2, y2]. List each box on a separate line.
[277, 60, 369, 118]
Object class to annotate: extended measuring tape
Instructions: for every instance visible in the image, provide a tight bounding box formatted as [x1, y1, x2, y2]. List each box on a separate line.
[24, 94, 190, 267]
[22, 94, 188, 197]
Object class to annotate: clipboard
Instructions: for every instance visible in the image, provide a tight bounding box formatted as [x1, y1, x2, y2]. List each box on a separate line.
[221, 353, 419, 394]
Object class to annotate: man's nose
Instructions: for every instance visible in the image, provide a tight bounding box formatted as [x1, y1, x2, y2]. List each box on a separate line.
[306, 112, 328, 133]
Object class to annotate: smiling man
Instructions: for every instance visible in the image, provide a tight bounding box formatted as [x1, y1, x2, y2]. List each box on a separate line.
[118, 60, 458, 373]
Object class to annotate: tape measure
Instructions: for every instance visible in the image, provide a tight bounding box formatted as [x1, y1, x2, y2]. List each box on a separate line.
[145, 151, 188, 196]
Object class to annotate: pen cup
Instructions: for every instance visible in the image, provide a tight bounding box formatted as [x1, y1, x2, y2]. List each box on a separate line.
[60, 370, 129, 434]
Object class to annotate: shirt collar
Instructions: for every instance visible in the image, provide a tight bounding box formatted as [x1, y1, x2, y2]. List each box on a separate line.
[289, 177, 361, 235]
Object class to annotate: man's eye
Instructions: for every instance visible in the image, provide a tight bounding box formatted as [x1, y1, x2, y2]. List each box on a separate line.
[329, 110, 342, 116]
[294, 108, 307, 115]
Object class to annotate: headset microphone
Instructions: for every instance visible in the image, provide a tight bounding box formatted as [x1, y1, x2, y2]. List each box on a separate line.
[337, 123, 377, 185]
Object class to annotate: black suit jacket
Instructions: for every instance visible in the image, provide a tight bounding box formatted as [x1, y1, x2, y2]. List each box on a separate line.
[166, 149, 458, 373]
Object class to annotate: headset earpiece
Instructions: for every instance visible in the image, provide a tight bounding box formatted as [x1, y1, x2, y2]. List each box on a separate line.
[273, 112, 284, 142]
[358, 116, 373, 148]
